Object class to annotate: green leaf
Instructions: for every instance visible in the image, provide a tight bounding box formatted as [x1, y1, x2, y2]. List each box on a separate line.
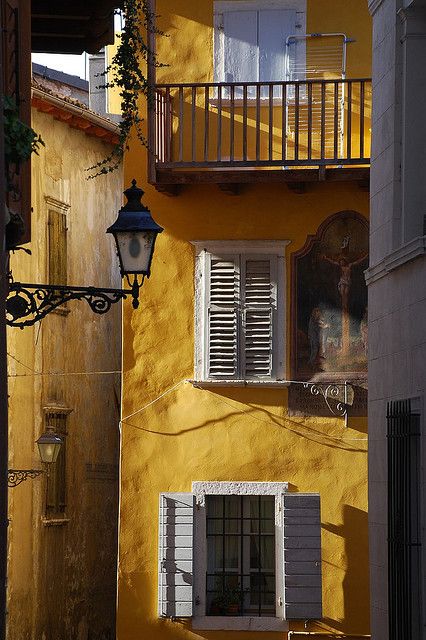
[3, 96, 45, 167]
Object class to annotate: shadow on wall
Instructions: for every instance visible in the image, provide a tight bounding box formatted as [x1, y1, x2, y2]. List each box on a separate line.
[322, 504, 370, 635]
[122, 384, 367, 455]
[206, 385, 367, 454]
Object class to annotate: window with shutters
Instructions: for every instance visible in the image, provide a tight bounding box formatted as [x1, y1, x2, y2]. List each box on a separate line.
[48, 208, 68, 286]
[193, 241, 287, 383]
[44, 407, 71, 518]
[214, 1, 306, 85]
[158, 482, 322, 631]
[46, 197, 70, 315]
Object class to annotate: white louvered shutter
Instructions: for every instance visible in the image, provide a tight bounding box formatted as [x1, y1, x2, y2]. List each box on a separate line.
[158, 493, 194, 618]
[207, 255, 239, 379]
[283, 493, 322, 620]
[242, 256, 277, 379]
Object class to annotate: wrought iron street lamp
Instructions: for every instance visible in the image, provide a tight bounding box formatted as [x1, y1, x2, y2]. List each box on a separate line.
[107, 179, 164, 308]
[8, 427, 63, 488]
[36, 427, 63, 464]
[6, 180, 163, 328]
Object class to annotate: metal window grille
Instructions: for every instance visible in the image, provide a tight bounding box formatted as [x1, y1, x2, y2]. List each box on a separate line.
[45, 410, 68, 515]
[206, 495, 275, 617]
[387, 399, 422, 639]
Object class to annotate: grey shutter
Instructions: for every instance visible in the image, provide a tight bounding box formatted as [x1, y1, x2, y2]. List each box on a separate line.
[283, 493, 322, 619]
[207, 255, 239, 379]
[223, 10, 258, 83]
[158, 493, 194, 617]
[242, 257, 276, 379]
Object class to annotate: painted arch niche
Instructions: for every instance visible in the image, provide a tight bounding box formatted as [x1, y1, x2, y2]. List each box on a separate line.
[292, 210, 368, 383]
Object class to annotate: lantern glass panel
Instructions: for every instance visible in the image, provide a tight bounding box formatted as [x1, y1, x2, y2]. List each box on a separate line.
[36, 433, 63, 464]
[116, 230, 155, 275]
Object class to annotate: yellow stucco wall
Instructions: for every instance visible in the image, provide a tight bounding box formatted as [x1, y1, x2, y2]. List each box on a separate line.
[106, 35, 122, 116]
[7, 107, 123, 640]
[155, 0, 371, 83]
[118, 2, 371, 639]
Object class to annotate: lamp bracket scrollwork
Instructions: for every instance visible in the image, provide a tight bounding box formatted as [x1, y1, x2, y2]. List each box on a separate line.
[6, 281, 136, 328]
[8, 469, 44, 488]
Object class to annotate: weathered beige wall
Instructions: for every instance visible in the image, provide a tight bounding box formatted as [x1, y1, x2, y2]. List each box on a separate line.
[7, 108, 123, 640]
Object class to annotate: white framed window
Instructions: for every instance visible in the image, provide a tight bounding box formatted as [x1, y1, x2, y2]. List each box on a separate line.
[158, 482, 322, 631]
[204, 494, 276, 617]
[214, 0, 306, 85]
[192, 241, 288, 384]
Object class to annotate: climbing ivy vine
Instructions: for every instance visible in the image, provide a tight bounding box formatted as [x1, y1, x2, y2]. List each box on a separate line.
[88, 0, 164, 178]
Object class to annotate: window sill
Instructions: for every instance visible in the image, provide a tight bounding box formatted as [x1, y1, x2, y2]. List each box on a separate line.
[41, 516, 69, 527]
[192, 616, 288, 632]
[189, 379, 290, 389]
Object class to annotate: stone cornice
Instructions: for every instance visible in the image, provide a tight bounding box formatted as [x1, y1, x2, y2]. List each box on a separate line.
[365, 234, 426, 284]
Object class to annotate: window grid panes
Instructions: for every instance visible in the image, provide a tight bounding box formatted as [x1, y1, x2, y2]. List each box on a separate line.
[45, 411, 67, 516]
[206, 495, 275, 616]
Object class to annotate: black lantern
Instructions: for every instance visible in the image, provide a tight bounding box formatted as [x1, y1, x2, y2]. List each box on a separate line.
[36, 428, 63, 465]
[107, 180, 164, 288]
[6, 179, 163, 327]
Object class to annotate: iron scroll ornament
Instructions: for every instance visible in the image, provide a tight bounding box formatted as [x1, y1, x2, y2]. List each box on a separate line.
[5, 278, 142, 328]
[301, 380, 354, 418]
[8, 469, 44, 487]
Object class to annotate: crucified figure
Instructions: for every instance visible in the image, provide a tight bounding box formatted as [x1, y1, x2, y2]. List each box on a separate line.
[320, 248, 368, 356]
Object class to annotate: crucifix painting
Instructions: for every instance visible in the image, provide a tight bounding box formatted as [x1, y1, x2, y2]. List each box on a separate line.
[320, 238, 368, 359]
[292, 211, 369, 379]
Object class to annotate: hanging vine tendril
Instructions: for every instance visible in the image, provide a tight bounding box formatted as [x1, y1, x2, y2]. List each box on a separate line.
[87, 0, 165, 178]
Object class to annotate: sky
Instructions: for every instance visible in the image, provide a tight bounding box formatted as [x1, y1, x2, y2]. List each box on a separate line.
[32, 53, 88, 80]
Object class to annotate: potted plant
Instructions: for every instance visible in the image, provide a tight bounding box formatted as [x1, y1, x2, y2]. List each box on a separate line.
[210, 582, 244, 616]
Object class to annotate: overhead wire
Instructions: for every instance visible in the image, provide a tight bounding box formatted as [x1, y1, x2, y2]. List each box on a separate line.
[7, 352, 121, 378]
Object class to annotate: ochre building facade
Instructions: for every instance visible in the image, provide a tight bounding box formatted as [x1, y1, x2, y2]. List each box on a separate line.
[118, 2, 372, 639]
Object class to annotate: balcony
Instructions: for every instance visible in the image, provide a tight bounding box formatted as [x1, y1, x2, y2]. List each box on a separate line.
[149, 78, 371, 195]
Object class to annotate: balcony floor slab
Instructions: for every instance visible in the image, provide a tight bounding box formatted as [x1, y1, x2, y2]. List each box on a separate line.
[152, 167, 370, 195]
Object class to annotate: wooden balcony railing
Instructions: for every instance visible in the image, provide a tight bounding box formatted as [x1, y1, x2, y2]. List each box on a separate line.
[151, 78, 371, 178]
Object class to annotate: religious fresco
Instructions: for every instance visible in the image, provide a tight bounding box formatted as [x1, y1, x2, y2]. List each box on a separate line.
[292, 211, 368, 381]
